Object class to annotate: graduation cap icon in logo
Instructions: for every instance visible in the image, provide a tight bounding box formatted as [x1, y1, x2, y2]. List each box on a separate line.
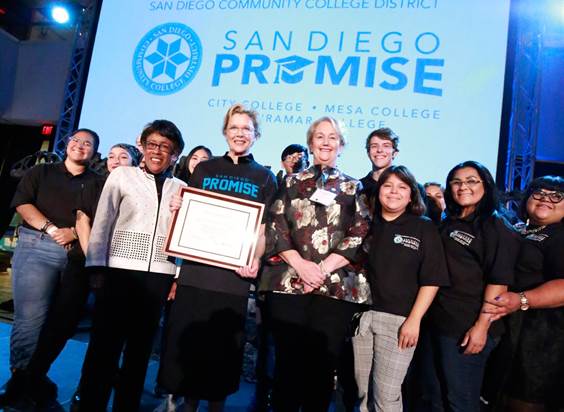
[274, 55, 315, 84]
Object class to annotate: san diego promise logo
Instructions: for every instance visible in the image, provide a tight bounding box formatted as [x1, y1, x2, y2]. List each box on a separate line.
[132, 22, 202, 95]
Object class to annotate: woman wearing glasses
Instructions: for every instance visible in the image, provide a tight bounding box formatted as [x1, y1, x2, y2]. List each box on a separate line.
[15, 143, 141, 407]
[77, 120, 186, 411]
[485, 176, 564, 411]
[1, 129, 100, 406]
[423, 161, 520, 412]
[260, 116, 371, 412]
[159, 104, 277, 412]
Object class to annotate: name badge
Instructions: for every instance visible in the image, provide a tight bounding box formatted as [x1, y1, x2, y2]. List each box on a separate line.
[310, 188, 336, 206]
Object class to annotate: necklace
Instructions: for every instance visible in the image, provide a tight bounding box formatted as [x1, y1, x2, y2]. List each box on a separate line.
[518, 219, 547, 235]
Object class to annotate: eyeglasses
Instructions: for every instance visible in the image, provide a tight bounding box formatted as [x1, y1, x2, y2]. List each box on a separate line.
[284, 153, 304, 162]
[69, 136, 93, 148]
[449, 179, 482, 188]
[531, 190, 563, 204]
[145, 141, 173, 154]
[227, 126, 255, 136]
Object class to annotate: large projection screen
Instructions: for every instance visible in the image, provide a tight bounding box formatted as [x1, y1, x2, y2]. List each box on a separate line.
[79, 0, 511, 183]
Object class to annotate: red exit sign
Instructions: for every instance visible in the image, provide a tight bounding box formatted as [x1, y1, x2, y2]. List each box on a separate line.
[41, 125, 54, 136]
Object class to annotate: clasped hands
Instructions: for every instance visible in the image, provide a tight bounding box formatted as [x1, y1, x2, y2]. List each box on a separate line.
[294, 258, 328, 293]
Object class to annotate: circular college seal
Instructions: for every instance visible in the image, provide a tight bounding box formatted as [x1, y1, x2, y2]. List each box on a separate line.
[132, 22, 202, 96]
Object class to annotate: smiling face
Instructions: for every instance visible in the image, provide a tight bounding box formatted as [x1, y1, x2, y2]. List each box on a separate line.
[526, 189, 564, 226]
[368, 135, 396, 170]
[379, 173, 411, 219]
[309, 120, 343, 168]
[66, 131, 96, 165]
[188, 148, 210, 174]
[107, 147, 133, 172]
[143, 133, 177, 174]
[224, 113, 256, 157]
[450, 167, 485, 216]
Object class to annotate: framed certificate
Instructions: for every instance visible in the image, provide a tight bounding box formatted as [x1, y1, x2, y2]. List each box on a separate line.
[164, 187, 265, 270]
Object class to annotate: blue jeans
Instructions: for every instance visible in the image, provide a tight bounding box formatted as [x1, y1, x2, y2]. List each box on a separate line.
[419, 330, 498, 412]
[10, 226, 68, 370]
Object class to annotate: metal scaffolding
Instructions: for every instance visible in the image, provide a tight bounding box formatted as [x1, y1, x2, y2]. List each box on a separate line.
[52, 1, 99, 157]
[504, 4, 544, 194]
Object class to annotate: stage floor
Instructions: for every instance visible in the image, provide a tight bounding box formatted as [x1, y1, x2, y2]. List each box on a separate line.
[0, 321, 255, 411]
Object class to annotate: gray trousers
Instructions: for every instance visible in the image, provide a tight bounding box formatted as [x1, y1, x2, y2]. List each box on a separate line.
[352, 310, 416, 412]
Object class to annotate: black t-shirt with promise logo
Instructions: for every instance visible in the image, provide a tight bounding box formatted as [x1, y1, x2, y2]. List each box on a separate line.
[430, 212, 520, 339]
[177, 153, 278, 297]
[367, 212, 450, 317]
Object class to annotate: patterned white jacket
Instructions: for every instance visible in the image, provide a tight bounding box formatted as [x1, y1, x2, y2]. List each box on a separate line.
[86, 166, 186, 275]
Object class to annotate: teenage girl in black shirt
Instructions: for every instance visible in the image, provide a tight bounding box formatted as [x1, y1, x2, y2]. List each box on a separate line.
[352, 166, 449, 412]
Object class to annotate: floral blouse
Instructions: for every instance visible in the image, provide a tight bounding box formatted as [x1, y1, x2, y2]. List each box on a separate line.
[260, 165, 371, 304]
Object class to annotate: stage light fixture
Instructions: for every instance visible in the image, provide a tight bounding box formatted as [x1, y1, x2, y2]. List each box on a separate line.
[50, 5, 70, 24]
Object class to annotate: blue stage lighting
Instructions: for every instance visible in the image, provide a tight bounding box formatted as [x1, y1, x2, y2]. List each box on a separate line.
[51, 5, 70, 24]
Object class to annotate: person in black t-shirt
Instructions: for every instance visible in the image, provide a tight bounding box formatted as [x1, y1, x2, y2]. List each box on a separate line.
[421, 161, 519, 412]
[0, 129, 100, 406]
[352, 166, 449, 412]
[484, 176, 564, 411]
[159, 104, 277, 412]
[16, 143, 140, 407]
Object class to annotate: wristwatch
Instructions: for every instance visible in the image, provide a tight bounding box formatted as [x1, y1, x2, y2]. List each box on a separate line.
[519, 292, 530, 311]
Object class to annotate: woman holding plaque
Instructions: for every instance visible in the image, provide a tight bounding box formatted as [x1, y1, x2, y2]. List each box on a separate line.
[159, 104, 277, 412]
[260, 116, 371, 412]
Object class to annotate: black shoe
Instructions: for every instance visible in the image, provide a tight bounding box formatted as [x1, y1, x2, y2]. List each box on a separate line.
[0, 370, 28, 407]
[29, 374, 58, 406]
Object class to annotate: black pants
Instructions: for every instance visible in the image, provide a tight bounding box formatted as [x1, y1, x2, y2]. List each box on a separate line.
[26, 257, 91, 377]
[79, 268, 173, 412]
[267, 293, 359, 412]
[158, 286, 248, 401]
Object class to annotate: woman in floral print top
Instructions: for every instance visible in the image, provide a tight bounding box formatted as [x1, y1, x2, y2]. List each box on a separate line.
[260, 116, 370, 412]
[262, 161, 371, 302]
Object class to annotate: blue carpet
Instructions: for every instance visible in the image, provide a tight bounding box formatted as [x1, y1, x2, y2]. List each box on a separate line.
[0, 321, 254, 411]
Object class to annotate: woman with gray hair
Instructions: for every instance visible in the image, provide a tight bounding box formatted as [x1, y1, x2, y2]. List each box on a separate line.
[260, 116, 371, 411]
